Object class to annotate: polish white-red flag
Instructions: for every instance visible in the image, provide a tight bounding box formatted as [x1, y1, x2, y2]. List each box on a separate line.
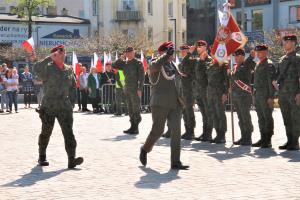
[140, 50, 148, 71]
[211, 2, 247, 64]
[22, 37, 35, 54]
[103, 52, 109, 72]
[72, 52, 81, 76]
[115, 51, 118, 61]
[93, 52, 102, 73]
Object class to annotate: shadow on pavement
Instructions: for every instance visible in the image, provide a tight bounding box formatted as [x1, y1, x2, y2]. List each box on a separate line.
[2, 166, 67, 187]
[279, 151, 300, 162]
[252, 148, 278, 158]
[101, 134, 137, 142]
[135, 166, 180, 189]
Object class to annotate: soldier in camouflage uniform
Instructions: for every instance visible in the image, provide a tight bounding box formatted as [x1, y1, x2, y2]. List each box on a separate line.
[32, 45, 83, 169]
[178, 44, 196, 140]
[206, 57, 229, 144]
[112, 46, 145, 134]
[232, 49, 256, 146]
[277, 35, 300, 150]
[252, 44, 277, 148]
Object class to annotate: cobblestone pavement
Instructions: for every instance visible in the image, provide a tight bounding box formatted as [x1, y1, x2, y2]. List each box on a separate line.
[0, 105, 300, 200]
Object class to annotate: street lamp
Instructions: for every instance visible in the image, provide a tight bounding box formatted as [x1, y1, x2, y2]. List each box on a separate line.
[169, 18, 176, 50]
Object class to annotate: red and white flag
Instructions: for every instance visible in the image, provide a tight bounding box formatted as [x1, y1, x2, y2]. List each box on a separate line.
[211, 2, 247, 64]
[140, 50, 148, 72]
[103, 52, 109, 72]
[72, 52, 81, 88]
[22, 37, 35, 54]
[93, 52, 102, 73]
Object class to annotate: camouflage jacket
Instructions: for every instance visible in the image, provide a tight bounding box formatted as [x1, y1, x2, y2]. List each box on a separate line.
[277, 51, 300, 96]
[253, 58, 276, 98]
[112, 58, 144, 92]
[33, 57, 76, 112]
[207, 61, 229, 95]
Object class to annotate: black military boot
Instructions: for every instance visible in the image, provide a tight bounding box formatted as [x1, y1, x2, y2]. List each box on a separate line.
[162, 129, 171, 138]
[261, 132, 272, 148]
[38, 155, 49, 166]
[123, 122, 134, 134]
[171, 161, 189, 170]
[279, 135, 292, 150]
[233, 138, 243, 145]
[240, 132, 252, 146]
[125, 123, 139, 135]
[181, 128, 195, 140]
[211, 132, 226, 144]
[252, 132, 263, 147]
[139, 147, 147, 166]
[286, 136, 300, 151]
[68, 156, 84, 169]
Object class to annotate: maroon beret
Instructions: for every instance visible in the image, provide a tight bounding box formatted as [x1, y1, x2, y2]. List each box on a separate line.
[158, 41, 174, 52]
[179, 44, 190, 50]
[50, 44, 65, 53]
[125, 46, 134, 52]
[255, 44, 268, 51]
[283, 34, 297, 42]
[196, 40, 207, 47]
[233, 49, 245, 56]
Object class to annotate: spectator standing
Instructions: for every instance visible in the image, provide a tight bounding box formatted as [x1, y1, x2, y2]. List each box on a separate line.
[88, 67, 102, 113]
[5, 69, 19, 113]
[0, 63, 9, 112]
[79, 66, 90, 112]
[20, 66, 34, 108]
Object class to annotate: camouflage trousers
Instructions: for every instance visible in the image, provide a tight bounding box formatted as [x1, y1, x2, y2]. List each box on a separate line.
[38, 108, 77, 158]
[279, 92, 300, 138]
[125, 89, 141, 125]
[182, 89, 195, 130]
[196, 88, 213, 134]
[232, 93, 254, 134]
[254, 95, 274, 135]
[207, 90, 227, 134]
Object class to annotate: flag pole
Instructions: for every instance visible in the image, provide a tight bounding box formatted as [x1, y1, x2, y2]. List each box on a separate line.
[230, 54, 235, 143]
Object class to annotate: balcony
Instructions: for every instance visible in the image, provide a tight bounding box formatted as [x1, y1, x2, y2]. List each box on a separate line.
[116, 10, 141, 21]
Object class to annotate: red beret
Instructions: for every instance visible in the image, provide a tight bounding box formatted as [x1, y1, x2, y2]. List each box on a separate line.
[283, 34, 297, 42]
[255, 44, 268, 51]
[125, 46, 134, 52]
[233, 49, 245, 56]
[179, 44, 190, 50]
[158, 41, 174, 52]
[50, 44, 65, 53]
[196, 40, 207, 47]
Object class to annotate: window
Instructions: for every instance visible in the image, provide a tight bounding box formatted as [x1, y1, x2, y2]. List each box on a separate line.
[168, 30, 173, 41]
[148, 0, 153, 15]
[0, 7, 6, 13]
[182, 3, 186, 18]
[93, 0, 98, 16]
[289, 5, 300, 23]
[47, 6, 57, 15]
[236, 11, 247, 31]
[122, 0, 134, 11]
[182, 31, 186, 43]
[252, 9, 263, 31]
[148, 27, 153, 41]
[168, 0, 173, 17]
[79, 10, 85, 18]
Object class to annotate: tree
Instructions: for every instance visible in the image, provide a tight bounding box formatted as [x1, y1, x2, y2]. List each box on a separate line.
[7, 0, 54, 38]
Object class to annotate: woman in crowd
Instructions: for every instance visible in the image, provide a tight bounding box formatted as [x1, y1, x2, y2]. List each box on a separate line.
[5, 68, 19, 113]
[20, 66, 34, 108]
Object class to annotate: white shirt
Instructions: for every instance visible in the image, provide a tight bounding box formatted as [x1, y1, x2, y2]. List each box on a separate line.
[5, 77, 18, 91]
[93, 73, 99, 89]
[80, 73, 89, 89]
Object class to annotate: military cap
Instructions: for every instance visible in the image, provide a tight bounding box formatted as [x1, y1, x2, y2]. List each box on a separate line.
[158, 41, 173, 52]
[50, 44, 65, 53]
[125, 46, 134, 52]
[233, 49, 245, 56]
[282, 34, 297, 42]
[255, 44, 268, 51]
[196, 40, 207, 47]
[179, 44, 190, 50]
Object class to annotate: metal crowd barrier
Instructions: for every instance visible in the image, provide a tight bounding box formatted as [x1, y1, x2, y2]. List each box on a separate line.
[99, 83, 151, 114]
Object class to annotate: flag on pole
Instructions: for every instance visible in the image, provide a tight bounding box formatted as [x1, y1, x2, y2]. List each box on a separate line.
[211, 2, 247, 64]
[108, 52, 112, 62]
[93, 52, 102, 73]
[175, 54, 180, 66]
[72, 52, 81, 88]
[103, 52, 109, 72]
[22, 37, 35, 54]
[140, 50, 148, 71]
[115, 51, 118, 61]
